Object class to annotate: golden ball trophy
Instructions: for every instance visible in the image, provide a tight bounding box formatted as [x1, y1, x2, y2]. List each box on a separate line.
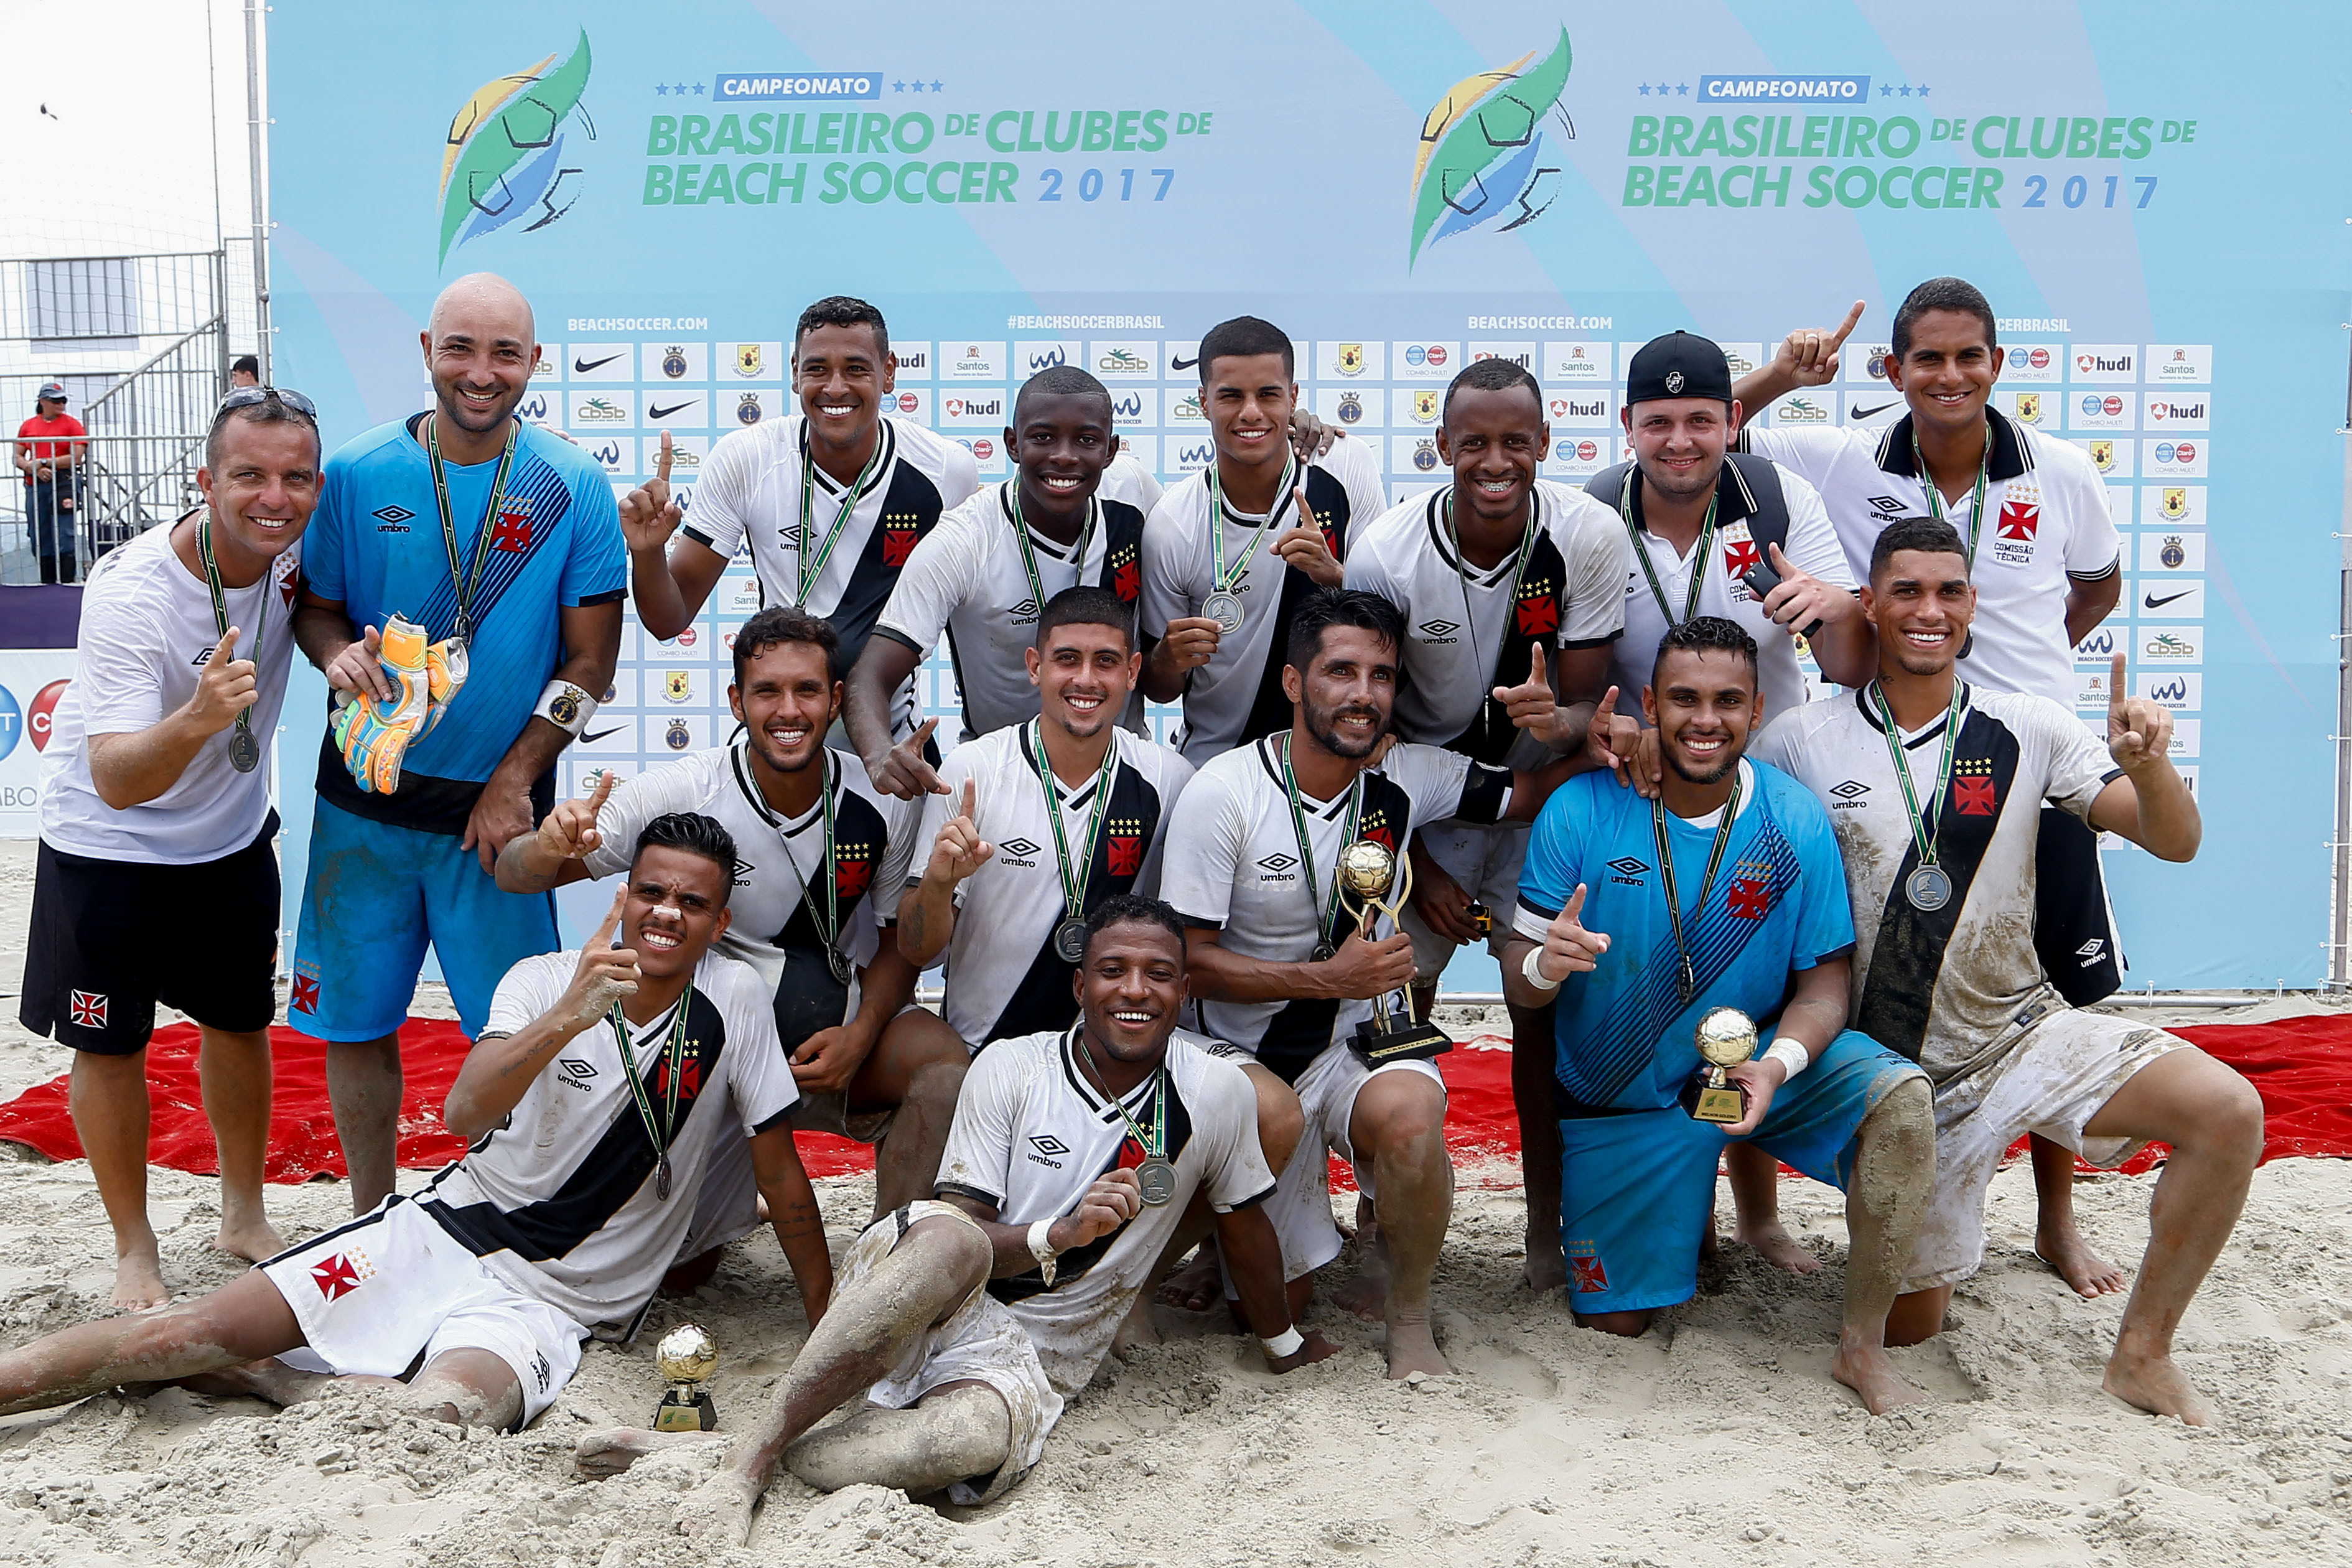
[1680, 1006, 1759, 1124]
[1336, 839, 1453, 1066]
[651, 1323, 719, 1432]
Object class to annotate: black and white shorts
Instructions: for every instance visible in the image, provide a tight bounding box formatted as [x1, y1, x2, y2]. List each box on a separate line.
[19, 813, 281, 1055]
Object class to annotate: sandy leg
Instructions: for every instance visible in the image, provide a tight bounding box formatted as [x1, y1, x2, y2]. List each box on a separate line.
[2030, 1136, 2126, 1296]
[1831, 1078, 1936, 1415]
[575, 1426, 724, 1478]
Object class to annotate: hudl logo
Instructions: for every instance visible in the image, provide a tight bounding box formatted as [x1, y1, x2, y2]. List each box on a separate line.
[1408, 27, 1574, 267]
[437, 30, 594, 266]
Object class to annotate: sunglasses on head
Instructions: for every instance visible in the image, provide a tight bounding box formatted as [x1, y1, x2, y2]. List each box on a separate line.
[215, 385, 319, 419]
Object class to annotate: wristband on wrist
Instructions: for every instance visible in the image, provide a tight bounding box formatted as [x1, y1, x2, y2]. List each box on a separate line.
[1520, 945, 1562, 992]
[1026, 1217, 1060, 1288]
[1762, 1039, 1811, 1081]
[533, 679, 598, 738]
[1261, 1326, 1305, 1360]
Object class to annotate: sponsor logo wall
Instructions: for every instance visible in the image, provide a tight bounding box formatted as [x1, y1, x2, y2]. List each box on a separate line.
[260, 2, 2346, 987]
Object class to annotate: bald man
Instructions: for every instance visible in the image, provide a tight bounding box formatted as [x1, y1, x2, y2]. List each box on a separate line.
[291, 272, 626, 1211]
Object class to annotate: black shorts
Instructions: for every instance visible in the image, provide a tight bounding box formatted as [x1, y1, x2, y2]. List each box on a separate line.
[2033, 805, 2123, 1007]
[20, 812, 281, 1055]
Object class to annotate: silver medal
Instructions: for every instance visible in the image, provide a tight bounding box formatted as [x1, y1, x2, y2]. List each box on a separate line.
[1905, 864, 1954, 912]
[1202, 590, 1244, 635]
[826, 945, 854, 986]
[1310, 941, 1336, 964]
[1136, 1157, 1177, 1207]
[227, 726, 260, 774]
[1054, 918, 1089, 965]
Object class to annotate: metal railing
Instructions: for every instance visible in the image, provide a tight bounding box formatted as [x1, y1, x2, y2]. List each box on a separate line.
[4, 429, 208, 582]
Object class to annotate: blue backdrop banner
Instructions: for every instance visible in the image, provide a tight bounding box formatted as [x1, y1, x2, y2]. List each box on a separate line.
[264, 1, 2350, 989]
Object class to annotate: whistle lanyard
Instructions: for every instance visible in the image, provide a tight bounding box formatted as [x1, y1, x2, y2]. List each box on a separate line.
[1651, 769, 1744, 1006]
[737, 743, 844, 959]
[1440, 487, 1541, 743]
[795, 424, 887, 605]
[195, 515, 259, 739]
[609, 987, 696, 1201]
[1279, 733, 1362, 954]
[424, 416, 518, 646]
[1072, 1025, 1167, 1161]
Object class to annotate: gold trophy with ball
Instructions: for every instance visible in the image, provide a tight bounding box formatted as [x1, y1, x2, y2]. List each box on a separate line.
[651, 1323, 720, 1432]
[1336, 839, 1454, 1066]
[1681, 1006, 1759, 1124]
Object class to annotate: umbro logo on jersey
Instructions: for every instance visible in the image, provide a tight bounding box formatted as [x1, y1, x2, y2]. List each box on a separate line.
[1605, 856, 1648, 877]
[1829, 780, 1871, 804]
[372, 504, 415, 525]
[1027, 1134, 1068, 1169]
[1011, 599, 1040, 620]
[730, 856, 755, 887]
[1417, 619, 1462, 643]
[1256, 852, 1299, 882]
[997, 838, 1040, 866]
[555, 1058, 596, 1091]
[192, 646, 216, 665]
[1865, 495, 1906, 516]
[2075, 938, 2107, 966]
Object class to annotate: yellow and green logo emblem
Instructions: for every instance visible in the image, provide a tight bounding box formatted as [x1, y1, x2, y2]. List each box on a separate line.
[1409, 28, 1575, 267]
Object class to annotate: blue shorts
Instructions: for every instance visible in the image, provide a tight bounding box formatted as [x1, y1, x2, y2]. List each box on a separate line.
[290, 798, 559, 1042]
[1559, 1029, 1925, 1316]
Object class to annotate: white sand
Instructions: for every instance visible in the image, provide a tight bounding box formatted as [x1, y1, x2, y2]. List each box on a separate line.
[2, 839, 2350, 1565]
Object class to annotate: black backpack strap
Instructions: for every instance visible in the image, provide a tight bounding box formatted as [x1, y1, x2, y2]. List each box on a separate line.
[1724, 452, 1790, 557]
[1583, 460, 1636, 510]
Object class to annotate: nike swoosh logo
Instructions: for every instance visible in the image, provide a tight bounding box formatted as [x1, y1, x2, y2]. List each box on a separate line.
[1850, 399, 1898, 419]
[648, 401, 696, 420]
[1170, 353, 1200, 371]
[582, 726, 623, 743]
[2142, 590, 2195, 609]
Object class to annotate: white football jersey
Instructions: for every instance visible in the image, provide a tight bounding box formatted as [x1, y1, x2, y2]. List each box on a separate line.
[424, 948, 800, 1330]
[1139, 438, 1388, 762]
[1743, 411, 2120, 707]
[934, 1025, 1275, 1396]
[684, 414, 979, 733]
[1753, 686, 2120, 1085]
[581, 741, 919, 1048]
[915, 722, 1195, 1049]
[1601, 455, 1855, 725]
[1346, 480, 1629, 771]
[874, 479, 1149, 741]
[1158, 735, 1506, 1081]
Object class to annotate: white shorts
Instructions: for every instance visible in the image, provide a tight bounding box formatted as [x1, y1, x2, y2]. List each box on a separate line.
[1905, 1007, 2187, 1292]
[1396, 819, 1528, 979]
[260, 1195, 587, 1429]
[1253, 1042, 1447, 1284]
[851, 1202, 1062, 1505]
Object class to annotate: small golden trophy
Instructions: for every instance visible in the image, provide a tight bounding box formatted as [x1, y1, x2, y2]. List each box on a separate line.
[651, 1323, 719, 1432]
[1336, 839, 1453, 1066]
[1681, 1006, 1758, 1124]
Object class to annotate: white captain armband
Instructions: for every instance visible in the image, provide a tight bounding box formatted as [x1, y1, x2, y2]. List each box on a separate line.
[534, 679, 599, 737]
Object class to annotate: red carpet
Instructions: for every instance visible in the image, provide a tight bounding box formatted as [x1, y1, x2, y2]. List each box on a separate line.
[0, 1016, 2343, 1188]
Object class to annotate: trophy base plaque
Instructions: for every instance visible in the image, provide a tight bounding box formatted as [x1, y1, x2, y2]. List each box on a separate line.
[653, 1388, 718, 1432]
[1680, 1070, 1750, 1125]
[1352, 1017, 1453, 1069]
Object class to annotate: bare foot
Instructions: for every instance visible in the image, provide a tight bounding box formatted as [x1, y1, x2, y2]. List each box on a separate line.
[2037, 1221, 2128, 1299]
[213, 1213, 285, 1264]
[111, 1231, 169, 1312]
[678, 1468, 763, 1545]
[1112, 1288, 1162, 1354]
[1335, 1271, 1386, 1320]
[2103, 1346, 2212, 1426]
[1734, 1219, 1823, 1276]
[1521, 1227, 1566, 1294]
[1831, 1343, 1932, 1415]
[575, 1425, 722, 1478]
[1383, 1311, 1450, 1379]
[1155, 1246, 1222, 1313]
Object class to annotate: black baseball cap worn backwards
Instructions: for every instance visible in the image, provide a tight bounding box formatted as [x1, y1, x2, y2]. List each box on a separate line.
[1625, 331, 1734, 406]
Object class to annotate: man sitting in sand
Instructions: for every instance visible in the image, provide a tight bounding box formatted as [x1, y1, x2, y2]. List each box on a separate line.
[574, 895, 1335, 1538]
[1500, 616, 1938, 1414]
[1754, 517, 2262, 1424]
[0, 813, 833, 1434]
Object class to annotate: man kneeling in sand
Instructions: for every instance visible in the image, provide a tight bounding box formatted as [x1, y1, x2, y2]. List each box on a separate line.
[0, 812, 833, 1432]
[577, 894, 1336, 1536]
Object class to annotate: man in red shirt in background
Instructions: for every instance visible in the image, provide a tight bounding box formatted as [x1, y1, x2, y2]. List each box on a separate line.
[15, 381, 87, 583]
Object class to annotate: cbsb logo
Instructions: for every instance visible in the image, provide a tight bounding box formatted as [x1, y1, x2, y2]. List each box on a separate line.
[1408, 29, 1574, 267]
[438, 31, 595, 265]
